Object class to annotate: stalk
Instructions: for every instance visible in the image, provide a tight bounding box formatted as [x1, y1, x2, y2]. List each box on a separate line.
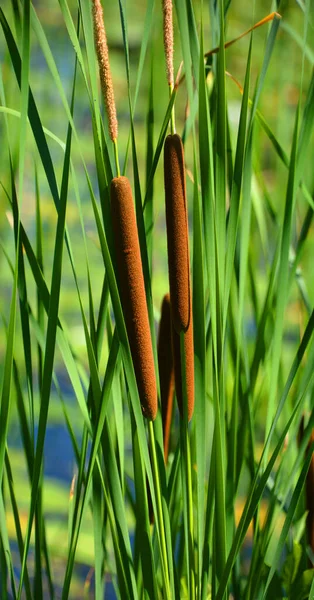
[148, 421, 172, 599]
[158, 293, 175, 463]
[113, 138, 120, 177]
[180, 332, 195, 600]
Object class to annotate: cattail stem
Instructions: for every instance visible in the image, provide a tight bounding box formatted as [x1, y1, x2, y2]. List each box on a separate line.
[171, 314, 194, 422]
[169, 84, 176, 135]
[179, 331, 195, 600]
[148, 421, 172, 599]
[110, 176, 157, 420]
[158, 294, 175, 462]
[113, 138, 120, 177]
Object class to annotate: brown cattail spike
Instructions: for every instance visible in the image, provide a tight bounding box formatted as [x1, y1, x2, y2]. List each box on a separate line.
[162, 0, 174, 88]
[110, 176, 157, 420]
[92, 0, 118, 142]
[171, 304, 194, 422]
[164, 133, 191, 334]
[158, 294, 175, 462]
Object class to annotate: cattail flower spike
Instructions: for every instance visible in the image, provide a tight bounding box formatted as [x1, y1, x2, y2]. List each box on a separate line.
[162, 0, 176, 133]
[92, 0, 120, 175]
[164, 134, 194, 421]
[110, 176, 157, 421]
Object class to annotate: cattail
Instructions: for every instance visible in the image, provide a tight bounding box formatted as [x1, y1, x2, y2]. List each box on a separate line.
[162, 0, 174, 88]
[110, 176, 157, 420]
[92, 0, 118, 142]
[164, 133, 191, 334]
[158, 294, 175, 462]
[305, 429, 314, 560]
[171, 303, 194, 422]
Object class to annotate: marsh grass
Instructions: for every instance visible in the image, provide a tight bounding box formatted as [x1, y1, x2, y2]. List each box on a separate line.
[0, 0, 314, 598]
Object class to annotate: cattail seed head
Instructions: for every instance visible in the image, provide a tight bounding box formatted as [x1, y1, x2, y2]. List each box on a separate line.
[158, 294, 175, 462]
[110, 176, 157, 420]
[162, 0, 174, 88]
[92, 0, 118, 141]
[171, 300, 194, 422]
[164, 133, 191, 334]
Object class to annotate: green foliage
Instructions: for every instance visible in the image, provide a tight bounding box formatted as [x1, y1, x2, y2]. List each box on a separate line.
[0, 0, 314, 598]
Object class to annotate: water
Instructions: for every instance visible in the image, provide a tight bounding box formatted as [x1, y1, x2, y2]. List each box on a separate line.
[7, 394, 118, 598]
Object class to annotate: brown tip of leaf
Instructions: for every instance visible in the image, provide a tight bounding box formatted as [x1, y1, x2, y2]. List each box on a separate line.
[164, 134, 191, 334]
[110, 176, 157, 420]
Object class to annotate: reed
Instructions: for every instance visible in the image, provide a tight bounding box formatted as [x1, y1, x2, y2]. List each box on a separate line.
[110, 176, 157, 421]
[158, 293, 174, 461]
[164, 133, 191, 334]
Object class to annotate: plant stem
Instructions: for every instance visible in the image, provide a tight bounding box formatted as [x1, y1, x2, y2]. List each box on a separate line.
[180, 331, 195, 600]
[148, 420, 172, 599]
[169, 84, 176, 135]
[113, 138, 120, 177]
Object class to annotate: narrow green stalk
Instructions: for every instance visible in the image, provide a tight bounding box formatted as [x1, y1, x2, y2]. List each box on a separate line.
[148, 420, 171, 599]
[180, 331, 195, 600]
[113, 138, 120, 177]
[169, 84, 176, 134]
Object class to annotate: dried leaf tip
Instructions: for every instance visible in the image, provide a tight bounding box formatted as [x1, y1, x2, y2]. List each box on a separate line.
[162, 0, 174, 88]
[92, 0, 118, 142]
